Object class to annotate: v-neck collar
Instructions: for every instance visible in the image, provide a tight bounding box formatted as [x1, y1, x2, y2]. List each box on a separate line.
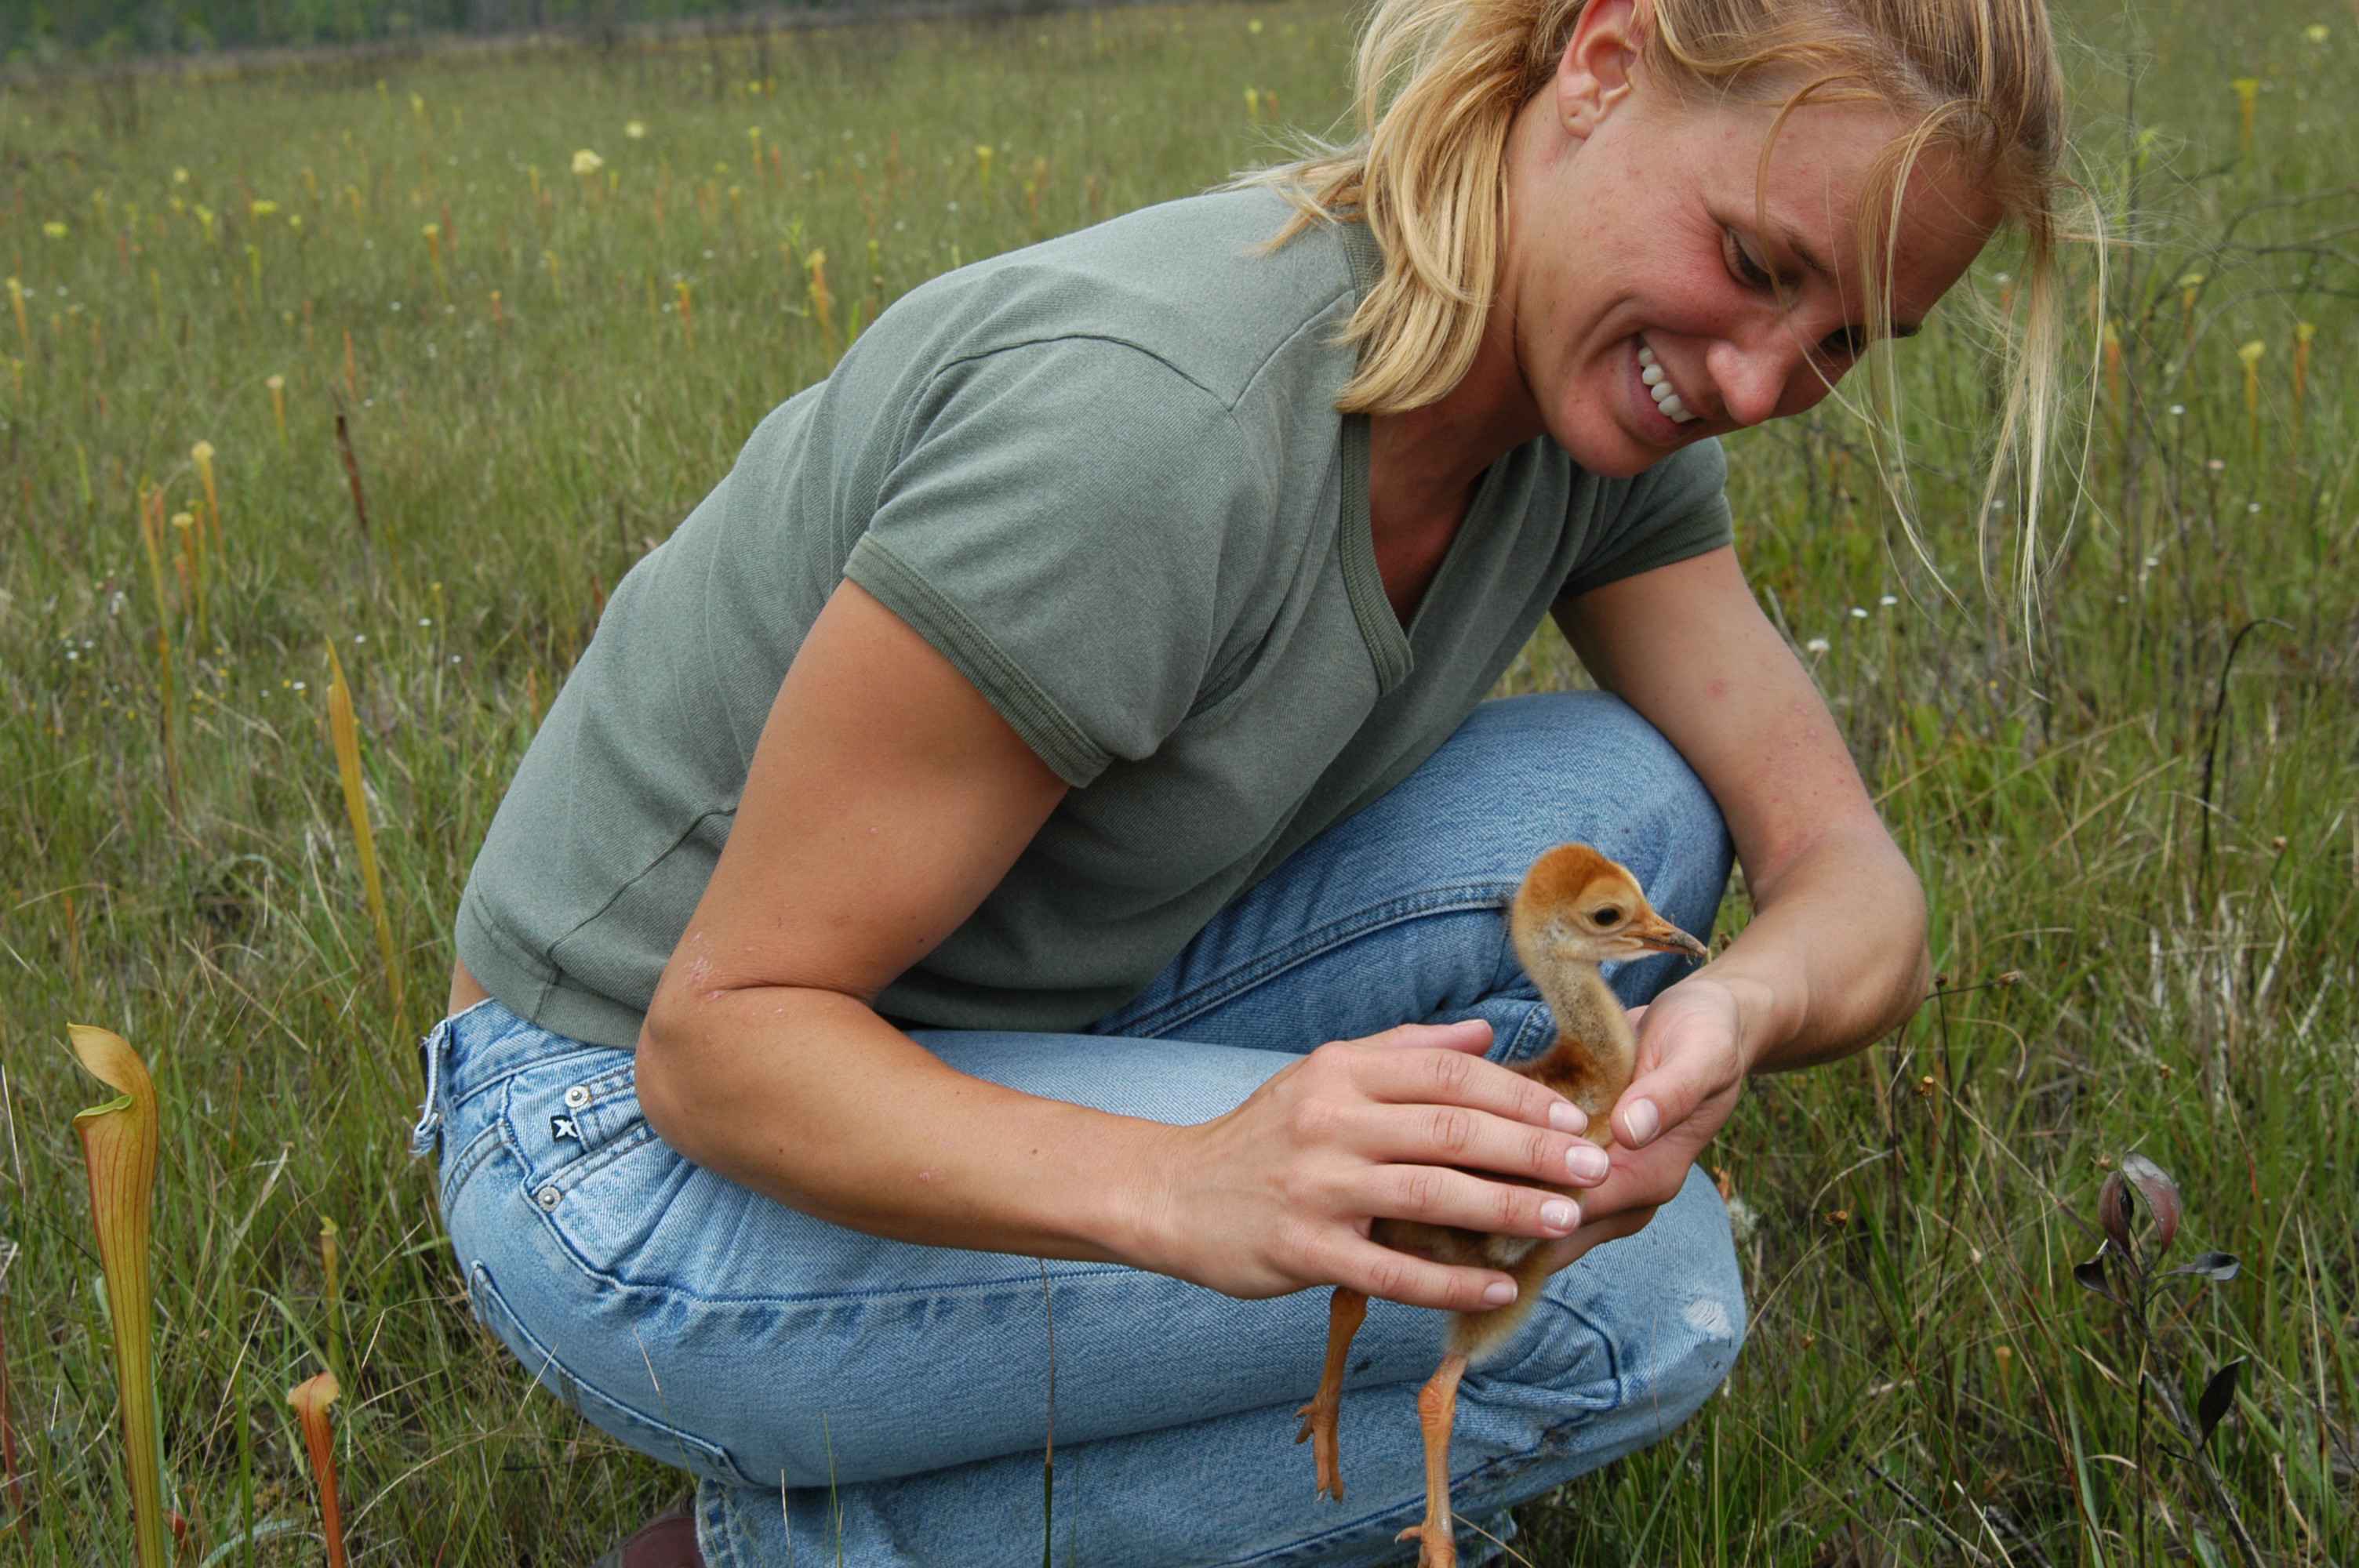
[1332, 219, 1412, 694]
[1329, 217, 1517, 691]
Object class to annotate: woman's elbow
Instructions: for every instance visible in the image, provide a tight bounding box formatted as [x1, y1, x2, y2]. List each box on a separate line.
[1881, 874, 1935, 1038]
[635, 1001, 715, 1167]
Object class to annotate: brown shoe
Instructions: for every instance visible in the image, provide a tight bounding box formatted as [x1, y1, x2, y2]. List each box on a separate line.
[590, 1501, 701, 1568]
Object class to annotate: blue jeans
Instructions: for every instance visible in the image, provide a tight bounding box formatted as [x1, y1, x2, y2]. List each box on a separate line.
[416, 692, 1744, 1566]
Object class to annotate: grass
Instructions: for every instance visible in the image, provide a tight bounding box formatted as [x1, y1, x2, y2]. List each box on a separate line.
[2, 0, 2354, 1562]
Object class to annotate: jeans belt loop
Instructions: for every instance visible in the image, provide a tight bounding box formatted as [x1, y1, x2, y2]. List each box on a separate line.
[409, 1016, 456, 1160]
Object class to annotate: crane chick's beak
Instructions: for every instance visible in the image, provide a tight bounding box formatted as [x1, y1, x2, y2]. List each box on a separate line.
[1633, 915, 1709, 961]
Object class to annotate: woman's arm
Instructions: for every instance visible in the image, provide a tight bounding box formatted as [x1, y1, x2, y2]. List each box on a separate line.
[1531, 544, 1929, 1257]
[1558, 544, 1931, 1077]
[636, 579, 1612, 1312]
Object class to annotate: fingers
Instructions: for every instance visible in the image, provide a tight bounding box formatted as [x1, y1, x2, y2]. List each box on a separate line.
[1336, 1036, 1590, 1137]
[1346, 1098, 1610, 1190]
[1615, 1005, 1743, 1150]
[1578, 1131, 1712, 1228]
[1528, 1203, 1657, 1277]
[1327, 1235, 1525, 1313]
[1366, 1158, 1589, 1238]
[1358, 1017, 1497, 1054]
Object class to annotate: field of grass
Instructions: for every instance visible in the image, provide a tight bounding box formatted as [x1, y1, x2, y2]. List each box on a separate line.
[2, 1, 2354, 1562]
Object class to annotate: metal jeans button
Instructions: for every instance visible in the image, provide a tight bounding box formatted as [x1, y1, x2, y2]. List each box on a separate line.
[536, 1185, 561, 1210]
[563, 1084, 592, 1109]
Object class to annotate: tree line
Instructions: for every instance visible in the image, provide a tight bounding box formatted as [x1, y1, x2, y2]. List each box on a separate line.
[0, 0, 1054, 64]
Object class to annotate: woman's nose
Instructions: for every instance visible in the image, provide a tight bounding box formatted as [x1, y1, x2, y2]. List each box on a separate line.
[1707, 328, 1829, 428]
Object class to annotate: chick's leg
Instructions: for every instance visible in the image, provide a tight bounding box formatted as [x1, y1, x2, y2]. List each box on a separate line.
[1293, 1286, 1367, 1501]
[1394, 1351, 1469, 1568]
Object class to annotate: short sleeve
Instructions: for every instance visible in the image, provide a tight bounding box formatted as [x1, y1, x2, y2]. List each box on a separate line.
[1559, 437, 1734, 601]
[843, 337, 1263, 787]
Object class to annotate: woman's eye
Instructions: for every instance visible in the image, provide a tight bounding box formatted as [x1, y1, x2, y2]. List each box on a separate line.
[1725, 227, 1773, 289]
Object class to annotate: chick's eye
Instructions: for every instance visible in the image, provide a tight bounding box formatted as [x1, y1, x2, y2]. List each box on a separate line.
[1593, 906, 1623, 927]
[1724, 227, 1772, 289]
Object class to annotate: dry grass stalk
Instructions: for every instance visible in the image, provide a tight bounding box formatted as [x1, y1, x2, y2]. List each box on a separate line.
[68, 1025, 169, 1568]
[135, 485, 182, 814]
[319, 1215, 343, 1385]
[2238, 339, 2267, 455]
[806, 249, 834, 345]
[1, 1237, 23, 1540]
[331, 410, 371, 542]
[326, 643, 403, 1015]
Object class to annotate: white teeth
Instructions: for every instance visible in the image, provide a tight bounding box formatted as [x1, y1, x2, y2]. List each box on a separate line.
[1637, 336, 1699, 424]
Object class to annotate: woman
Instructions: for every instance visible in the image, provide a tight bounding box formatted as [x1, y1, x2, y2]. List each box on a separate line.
[415, 1, 2076, 1563]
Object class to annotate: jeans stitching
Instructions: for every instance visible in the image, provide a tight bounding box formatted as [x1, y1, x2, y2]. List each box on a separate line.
[1499, 1005, 1558, 1067]
[696, 1483, 737, 1568]
[537, 1122, 661, 1197]
[489, 1105, 1135, 1305]
[438, 1122, 504, 1218]
[449, 1039, 618, 1115]
[467, 1259, 766, 1491]
[1115, 881, 1516, 1037]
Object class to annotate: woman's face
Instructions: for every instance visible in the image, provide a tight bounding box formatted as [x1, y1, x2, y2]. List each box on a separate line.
[1498, 5, 1998, 478]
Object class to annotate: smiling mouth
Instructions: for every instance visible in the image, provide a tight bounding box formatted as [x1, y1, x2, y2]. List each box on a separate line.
[1637, 336, 1699, 425]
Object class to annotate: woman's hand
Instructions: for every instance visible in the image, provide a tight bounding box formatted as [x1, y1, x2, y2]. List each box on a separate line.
[1530, 975, 1755, 1274]
[1142, 1018, 1615, 1310]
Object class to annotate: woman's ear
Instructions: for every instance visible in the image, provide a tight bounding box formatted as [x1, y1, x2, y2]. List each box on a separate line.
[1557, 0, 1645, 139]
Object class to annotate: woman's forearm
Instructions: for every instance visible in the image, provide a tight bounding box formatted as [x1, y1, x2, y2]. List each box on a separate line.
[638, 985, 1172, 1268]
[1706, 822, 1932, 1074]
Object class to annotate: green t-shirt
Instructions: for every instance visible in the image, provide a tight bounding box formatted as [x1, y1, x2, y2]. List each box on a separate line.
[456, 187, 1732, 1048]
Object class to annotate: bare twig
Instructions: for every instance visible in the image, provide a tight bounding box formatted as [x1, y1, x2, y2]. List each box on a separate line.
[1859, 1455, 1997, 1566]
[329, 399, 371, 543]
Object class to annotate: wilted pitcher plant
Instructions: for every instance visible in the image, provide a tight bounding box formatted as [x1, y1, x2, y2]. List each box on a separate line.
[69, 1025, 169, 1568]
[2072, 1153, 2259, 1566]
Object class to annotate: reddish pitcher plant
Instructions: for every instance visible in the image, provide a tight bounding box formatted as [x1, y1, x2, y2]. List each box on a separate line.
[69, 1024, 169, 1568]
[286, 1371, 349, 1568]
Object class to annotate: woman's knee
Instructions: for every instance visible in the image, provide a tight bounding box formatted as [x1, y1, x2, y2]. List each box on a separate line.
[1594, 1168, 1747, 1432]
[1463, 692, 1732, 1006]
[1488, 1167, 1747, 1438]
[1480, 693, 1729, 873]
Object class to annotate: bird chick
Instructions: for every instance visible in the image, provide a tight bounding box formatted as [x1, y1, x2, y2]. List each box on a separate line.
[1292, 842, 1708, 1568]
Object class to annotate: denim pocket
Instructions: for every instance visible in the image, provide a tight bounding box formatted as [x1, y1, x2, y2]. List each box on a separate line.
[497, 1051, 697, 1285]
[465, 1258, 765, 1490]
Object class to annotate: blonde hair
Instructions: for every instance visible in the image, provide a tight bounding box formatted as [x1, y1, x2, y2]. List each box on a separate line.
[1241, 0, 2091, 601]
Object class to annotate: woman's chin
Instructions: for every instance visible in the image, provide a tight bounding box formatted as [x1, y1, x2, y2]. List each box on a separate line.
[1554, 422, 1671, 479]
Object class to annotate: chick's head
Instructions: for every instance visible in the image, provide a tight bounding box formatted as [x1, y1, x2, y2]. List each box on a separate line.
[1510, 844, 1709, 969]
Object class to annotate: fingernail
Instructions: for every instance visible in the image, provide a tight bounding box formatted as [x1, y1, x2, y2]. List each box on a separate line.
[1483, 1280, 1518, 1306]
[1547, 1101, 1587, 1134]
[1540, 1199, 1577, 1231]
[1566, 1144, 1609, 1181]
[1622, 1099, 1659, 1145]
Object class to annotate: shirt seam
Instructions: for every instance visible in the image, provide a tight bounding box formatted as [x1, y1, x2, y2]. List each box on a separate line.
[843, 535, 1110, 786]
